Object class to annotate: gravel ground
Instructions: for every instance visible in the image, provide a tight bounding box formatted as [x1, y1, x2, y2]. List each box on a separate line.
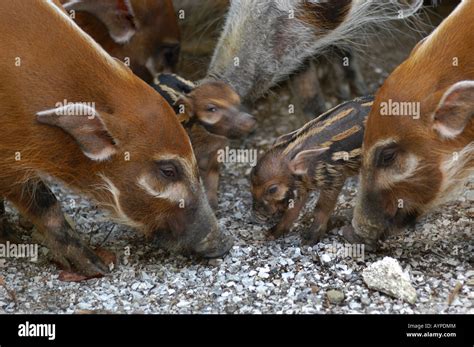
[0, 160, 472, 314]
[1, 9, 472, 314]
[1, 92, 472, 314]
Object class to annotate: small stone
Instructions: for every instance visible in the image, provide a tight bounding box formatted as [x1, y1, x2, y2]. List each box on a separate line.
[445, 259, 459, 267]
[465, 190, 474, 201]
[320, 254, 332, 264]
[177, 300, 190, 308]
[349, 302, 361, 310]
[326, 290, 345, 305]
[362, 257, 417, 304]
[466, 279, 474, 287]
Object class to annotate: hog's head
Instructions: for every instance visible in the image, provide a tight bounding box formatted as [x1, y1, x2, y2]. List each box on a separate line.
[178, 80, 256, 139]
[63, 0, 181, 82]
[351, 78, 474, 250]
[36, 93, 233, 259]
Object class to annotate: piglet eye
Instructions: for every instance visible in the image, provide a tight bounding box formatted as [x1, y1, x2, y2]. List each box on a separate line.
[207, 105, 217, 112]
[376, 145, 399, 168]
[267, 185, 278, 195]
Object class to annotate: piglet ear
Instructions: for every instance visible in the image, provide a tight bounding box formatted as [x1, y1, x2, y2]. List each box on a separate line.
[273, 129, 298, 146]
[289, 147, 329, 176]
[63, 0, 137, 44]
[433, 81, 474, 139]
[36, 104, 117, 161]
[175, 96, 194, 123]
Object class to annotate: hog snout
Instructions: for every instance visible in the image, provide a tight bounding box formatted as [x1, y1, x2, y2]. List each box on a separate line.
[194, 229, 234, 259]
[223, 111, 257, 139]
[237, 111, 257, 135]
[187, 197, 233, 258]
[344, 218, 379, 252]
[351, 189, 422, 250]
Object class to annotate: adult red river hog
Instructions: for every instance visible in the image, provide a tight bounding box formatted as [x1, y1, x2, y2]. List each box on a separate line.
[0, 0, 232, 276]
[347, 1, 474, 250]
[207, 0, 423, 103]
[61, 0, 181, 83]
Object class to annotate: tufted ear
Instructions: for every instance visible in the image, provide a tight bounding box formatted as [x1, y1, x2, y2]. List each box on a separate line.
[36, 103, 117, 161]
[289, 147, 329, 176]
[432, 81, 474, 139]
[63, 0, 137, 44]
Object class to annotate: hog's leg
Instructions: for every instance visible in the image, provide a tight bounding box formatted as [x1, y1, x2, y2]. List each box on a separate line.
[0, 198, 20, 243]
[301, 184, 344, 245]
[204, 173, 219, 210]
[291, 61, 327, 119]
[202, 158, 220, 210]
[5, 180, 108, 276]
[267, 192, 308, 240]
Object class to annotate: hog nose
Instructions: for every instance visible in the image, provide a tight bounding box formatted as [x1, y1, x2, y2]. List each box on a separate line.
[194, 232, 234, 259]
[240, 112, 257, 132]
[344, 220, 378, 252]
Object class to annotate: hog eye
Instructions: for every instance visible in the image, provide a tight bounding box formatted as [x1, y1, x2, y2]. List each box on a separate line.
[266, 184, 278, 195]
[155, 161, 180, 181]
[161, 167, 176, 178]
[375, 144, 399, 168]
[207, 105, 217, 112]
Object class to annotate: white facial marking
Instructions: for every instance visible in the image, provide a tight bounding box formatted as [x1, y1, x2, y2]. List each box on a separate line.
[99, 174, 142, 228]
[137, 175, 187, 203]
[390, 154, 419, 183]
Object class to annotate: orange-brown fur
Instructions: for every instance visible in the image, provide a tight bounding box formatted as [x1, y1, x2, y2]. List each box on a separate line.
[351, 1, 474, 248]
[0, 0, 230, 275]
[154, 75, 256, 208]
[62, 0, 181, 82]
[183, 80, 256, 139]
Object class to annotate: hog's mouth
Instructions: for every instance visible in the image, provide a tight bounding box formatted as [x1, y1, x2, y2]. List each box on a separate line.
[151, 228, 233, 259]
[251, 209, 284, 225]
[389, 209, 419, 229]
[346, 209, 420, 251]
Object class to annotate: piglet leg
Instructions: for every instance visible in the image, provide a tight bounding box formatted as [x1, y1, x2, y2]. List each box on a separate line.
[5, 180, 108, 276]
[301, 185, 343, 245]
[267, 192, 308, 240]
